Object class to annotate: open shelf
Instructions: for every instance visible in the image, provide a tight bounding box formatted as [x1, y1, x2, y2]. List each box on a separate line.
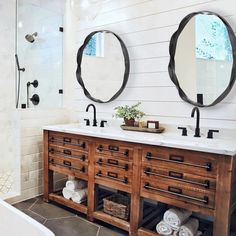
[48, 192, 88, 214]
[137, 201, 213, 236]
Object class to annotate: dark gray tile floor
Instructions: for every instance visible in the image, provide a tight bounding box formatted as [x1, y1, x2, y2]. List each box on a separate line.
[13, 196, 128, 236]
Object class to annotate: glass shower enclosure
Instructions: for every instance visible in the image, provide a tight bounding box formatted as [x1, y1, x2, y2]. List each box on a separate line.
[16, 0, 63, 109]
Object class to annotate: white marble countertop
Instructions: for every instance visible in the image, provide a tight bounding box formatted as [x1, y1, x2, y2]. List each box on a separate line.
[43, 122, 236, 156]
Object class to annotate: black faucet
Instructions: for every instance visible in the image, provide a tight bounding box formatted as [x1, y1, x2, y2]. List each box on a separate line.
[191, 106, 200, 137]
[86, 104, 97, 127]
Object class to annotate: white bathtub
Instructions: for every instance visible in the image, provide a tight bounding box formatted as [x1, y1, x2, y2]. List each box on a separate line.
[0, 198, 55, 236]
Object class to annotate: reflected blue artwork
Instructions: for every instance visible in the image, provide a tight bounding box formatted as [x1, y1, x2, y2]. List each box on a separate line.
[195, 15, 233, 61]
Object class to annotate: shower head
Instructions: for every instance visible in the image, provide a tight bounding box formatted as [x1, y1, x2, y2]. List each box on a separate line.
[25, 32, 38, 43]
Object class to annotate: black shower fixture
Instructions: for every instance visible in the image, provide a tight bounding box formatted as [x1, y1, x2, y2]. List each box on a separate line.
[30, 94, 40, 106]
[25, 32, 38, 43]
[27, 80, 38, 88]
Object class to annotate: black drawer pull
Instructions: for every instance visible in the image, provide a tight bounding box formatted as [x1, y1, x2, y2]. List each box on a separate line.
[108, 172, 118, 178]
[170, 155, 184, 162]
[108, 159, 118, 165]
[168, 186, 182, 194]
[63, 160, 71, 166]
[144, 183, 209, 204]
[63, 149, 71, 155]
[96, 158, 128, 170]
[108, 145, 119, 151]
[49, 159, 86, 173]
[97, 145, 129, 157]
[169, 171, 183, 179]
[49, 137, 54, 142]
[63, 137, 71, 143]
[145, 152, 212, 171]
[48, 148, 86, 161]
[78, 141, 86, 149]
[96, 171, 128, 184]
[144, 168, 210, 188]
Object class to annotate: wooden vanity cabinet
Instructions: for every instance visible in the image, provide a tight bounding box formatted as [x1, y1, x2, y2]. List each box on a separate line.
[44, 130, 236, 236]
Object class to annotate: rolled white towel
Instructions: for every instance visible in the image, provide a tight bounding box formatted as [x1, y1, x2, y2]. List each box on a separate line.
[164, 208, 192, 230]
[156, 220, 173, 235]
[195, 231, 202, 236]
[62, 187, 74, 200]
[179, 218, 199, 236]
[71, 188, 88, 203]
[66, 180, 87, 191]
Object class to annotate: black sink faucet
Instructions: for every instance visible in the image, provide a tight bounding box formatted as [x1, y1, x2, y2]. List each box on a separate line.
[191, 106, 200, 137]
[86, 104, 97, 127]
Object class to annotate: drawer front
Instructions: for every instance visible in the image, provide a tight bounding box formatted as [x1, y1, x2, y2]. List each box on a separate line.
[95, 141, 133, 161]
[142, 166, 216, 191]
[49, 155, 87, 176]
[141, 178, 215, 209]
[142, 147, 217, 178]
[95, 165, 131, 186]
[49, 131, 89, 152]
[49, 145, 88, 162]
[94, 156, 131, 172]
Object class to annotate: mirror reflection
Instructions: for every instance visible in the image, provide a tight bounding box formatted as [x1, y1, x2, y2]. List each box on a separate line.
[174, 13, 234, 106]
[77, 31, 129, 103]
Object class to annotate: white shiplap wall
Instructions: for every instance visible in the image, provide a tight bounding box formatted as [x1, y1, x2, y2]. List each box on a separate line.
[65, 0, 236, 129]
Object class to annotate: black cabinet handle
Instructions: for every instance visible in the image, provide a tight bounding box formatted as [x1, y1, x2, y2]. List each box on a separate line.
[63, 160, 71, 166]
[78, 141, 86, 149]
[170, 155, 184, 162]
[144, 168, 210, 188]
[96, 171, 128, 184]
[63, 137, 71, 143]
[146, 152, 212, 171]
[96, 158, 128, 170]
[48, 148, 85, 161]
[144, 183, 209, 204]
[63, 149, 71, 155]
[169, 171, 183, 179]
[108, 145, 119, 151]
[97, 145, 129, 157]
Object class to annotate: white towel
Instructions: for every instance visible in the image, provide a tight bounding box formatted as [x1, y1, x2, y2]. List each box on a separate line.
[66, 180, 87, 191]
[164, 208, 192, 230]
[172, 230, 179, 236]
[179, 218, 199, 236]
[195, 231, 202, 236]
[156, 220, 173, 235]
[71, 188, 88, 203]
[62, 187, 74, 200]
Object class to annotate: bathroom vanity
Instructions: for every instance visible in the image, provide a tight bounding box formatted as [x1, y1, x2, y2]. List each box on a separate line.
[43, 124, 236, 236]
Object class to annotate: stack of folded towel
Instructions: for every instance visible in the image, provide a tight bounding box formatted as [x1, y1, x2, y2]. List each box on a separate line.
[156, 208, 202, 236]
[62, 178, 87, 204]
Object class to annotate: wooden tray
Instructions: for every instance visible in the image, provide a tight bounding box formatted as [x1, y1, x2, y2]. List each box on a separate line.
[120, 125, 165, 133]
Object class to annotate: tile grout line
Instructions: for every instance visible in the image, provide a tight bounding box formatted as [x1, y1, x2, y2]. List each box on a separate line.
[28, 198, 39, 210]
[27, 208, 47, 220]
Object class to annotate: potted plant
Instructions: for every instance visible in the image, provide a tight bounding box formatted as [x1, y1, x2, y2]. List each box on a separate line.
[114, 102, 145, 126]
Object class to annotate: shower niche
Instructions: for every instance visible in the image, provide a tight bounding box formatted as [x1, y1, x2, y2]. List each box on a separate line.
[15, 0, 63, 109]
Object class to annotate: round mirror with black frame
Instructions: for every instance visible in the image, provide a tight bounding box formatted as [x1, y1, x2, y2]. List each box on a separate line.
[76, 30, 130, 103]
[168, 11, 236, 107]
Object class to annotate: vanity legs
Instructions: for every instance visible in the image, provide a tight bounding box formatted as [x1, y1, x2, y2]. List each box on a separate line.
[213, 156, 233, 236]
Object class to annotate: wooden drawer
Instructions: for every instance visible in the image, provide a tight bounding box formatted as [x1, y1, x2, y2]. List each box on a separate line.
[142, 146, 217, 178]
[95, 165, 132, 186]
[94, 155, 131, 172]
[142, 165, 216, 191]
[141, 177, 215, 209]
[49, 131, 89, 152]
[95, 141, 133, 161]
[49, 155, 87, 177]
[49, 145, 88, 162]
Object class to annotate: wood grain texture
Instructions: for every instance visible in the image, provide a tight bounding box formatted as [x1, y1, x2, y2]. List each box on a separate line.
[44, 131, 236, 236]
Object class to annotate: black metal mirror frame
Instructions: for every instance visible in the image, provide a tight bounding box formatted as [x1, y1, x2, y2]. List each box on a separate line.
[168, 11, 236, 107]
[76, 30, 130, 103]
